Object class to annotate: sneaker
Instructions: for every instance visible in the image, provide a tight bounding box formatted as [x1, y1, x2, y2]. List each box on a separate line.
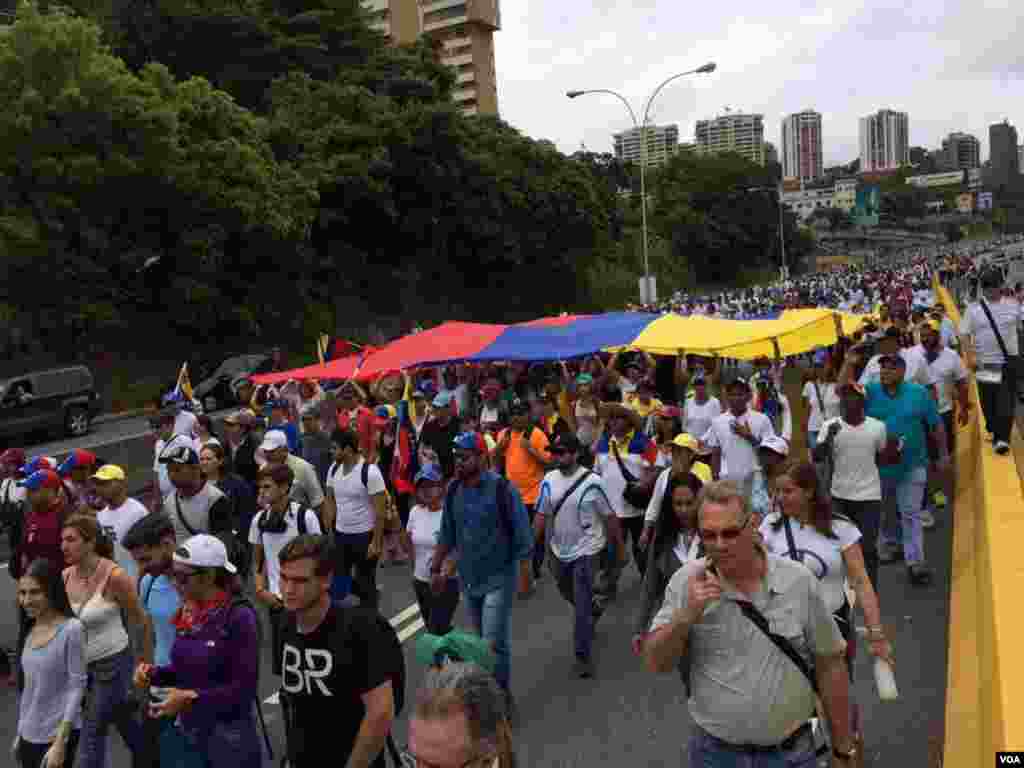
[908, 563, 933, 586]
[995, 440, 1010, 455]
[573, 656, 594, 679]
[878, 543, 904, 564]
[920, 510, 935, 529]
[933, 491, 947, 508]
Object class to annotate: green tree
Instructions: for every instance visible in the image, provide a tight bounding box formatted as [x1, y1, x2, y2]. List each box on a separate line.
[0, 5, 316, 346]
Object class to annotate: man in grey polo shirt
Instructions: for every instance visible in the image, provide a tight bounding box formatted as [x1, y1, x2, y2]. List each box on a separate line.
[643, 480, 858, 767]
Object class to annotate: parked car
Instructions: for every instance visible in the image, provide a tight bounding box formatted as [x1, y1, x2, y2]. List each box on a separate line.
[0, 366, 102, 441]
[191, 353, 275, 413]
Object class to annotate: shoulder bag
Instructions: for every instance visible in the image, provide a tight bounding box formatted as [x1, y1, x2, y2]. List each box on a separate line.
[612, 441, 656, 509]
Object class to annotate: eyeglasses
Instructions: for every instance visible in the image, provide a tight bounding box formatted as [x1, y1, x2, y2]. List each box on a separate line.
[698, 515, 751, 544]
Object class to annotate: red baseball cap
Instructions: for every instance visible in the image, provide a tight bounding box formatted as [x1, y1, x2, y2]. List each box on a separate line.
[0, 448, 26, 468]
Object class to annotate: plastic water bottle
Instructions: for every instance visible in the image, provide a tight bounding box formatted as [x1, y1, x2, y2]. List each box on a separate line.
[873, 657, 899, 700]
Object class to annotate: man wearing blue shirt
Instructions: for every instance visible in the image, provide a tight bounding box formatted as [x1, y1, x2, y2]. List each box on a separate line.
[865, 355, 948, 586]
[431, 432, 533, 698]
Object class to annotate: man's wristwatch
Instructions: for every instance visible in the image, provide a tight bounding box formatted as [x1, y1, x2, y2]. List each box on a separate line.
[833, 745, 858, 761]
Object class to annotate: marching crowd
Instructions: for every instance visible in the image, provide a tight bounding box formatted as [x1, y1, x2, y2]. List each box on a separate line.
[0, 236, 1021, 768]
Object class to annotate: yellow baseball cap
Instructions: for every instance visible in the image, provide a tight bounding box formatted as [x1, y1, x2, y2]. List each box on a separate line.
[672, 433, 700, 453]
[92, 464, 126, 482]
[691, 462, 712, 485]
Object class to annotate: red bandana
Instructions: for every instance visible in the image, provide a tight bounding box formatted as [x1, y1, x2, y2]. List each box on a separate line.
[171, 590, 229, 635]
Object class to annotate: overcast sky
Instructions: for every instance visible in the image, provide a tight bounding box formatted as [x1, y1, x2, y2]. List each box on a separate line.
[493, 0, 1023, 167]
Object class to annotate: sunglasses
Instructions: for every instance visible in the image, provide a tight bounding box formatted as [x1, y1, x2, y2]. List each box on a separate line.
[698, 515, 751, 544]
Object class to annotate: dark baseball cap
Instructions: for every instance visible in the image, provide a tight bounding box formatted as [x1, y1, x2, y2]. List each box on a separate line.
[550, 433, 582, 454]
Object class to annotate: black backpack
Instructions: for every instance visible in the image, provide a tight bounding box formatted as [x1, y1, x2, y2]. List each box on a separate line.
[279, 598, 406, 768]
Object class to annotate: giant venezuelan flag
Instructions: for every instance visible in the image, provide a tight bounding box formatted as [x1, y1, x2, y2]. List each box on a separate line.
[253, 309, 866, 384]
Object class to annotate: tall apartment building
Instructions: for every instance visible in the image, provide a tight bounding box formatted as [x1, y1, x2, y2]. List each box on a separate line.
[613, 124, 679, 168]
[939, 132, 980, 170]
[989, 120, 1020, 189]
[694, 112, 765, 165]
[780, 110, 823, 183]
[361, 0, 500, 116]
[858, 109, 909, 173]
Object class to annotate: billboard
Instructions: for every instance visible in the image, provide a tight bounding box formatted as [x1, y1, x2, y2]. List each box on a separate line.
[977, 191, 994, 211]
[957, 192, 975, 214]
[852, 184, 880, 227]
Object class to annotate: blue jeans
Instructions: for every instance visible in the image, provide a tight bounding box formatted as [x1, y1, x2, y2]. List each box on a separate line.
[464, 577, 514, 691]
[549, 554, 596, 660]
[79, 647, 144, 768]
[880, 466, 928, 565]
[688, 726, 818, 768]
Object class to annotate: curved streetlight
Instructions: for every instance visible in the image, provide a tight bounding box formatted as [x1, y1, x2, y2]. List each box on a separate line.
[567, 63, 716, 303]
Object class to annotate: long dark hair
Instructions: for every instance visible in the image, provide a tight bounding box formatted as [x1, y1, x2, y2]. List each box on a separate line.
[22, 557, 75, 621]
[770, 461, 837, 539]
[652, 472, 704, 562]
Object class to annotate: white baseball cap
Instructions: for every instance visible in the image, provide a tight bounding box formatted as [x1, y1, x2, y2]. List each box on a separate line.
[173, 534, 236, 574]
[758, 435, 790, 457]
[259, 430, 289, 453]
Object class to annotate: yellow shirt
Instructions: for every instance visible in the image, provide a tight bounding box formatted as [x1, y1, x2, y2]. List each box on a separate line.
[625, 394, 663, 419]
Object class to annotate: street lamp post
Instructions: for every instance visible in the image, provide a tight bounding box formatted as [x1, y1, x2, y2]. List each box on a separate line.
[567, 62, 716, 304]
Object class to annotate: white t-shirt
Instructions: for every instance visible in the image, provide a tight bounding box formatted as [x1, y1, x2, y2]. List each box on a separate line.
[859, 348, 936, 389]
[537, 468, 613, 561]
[97, 498, 150, 582]
[327, 460, 386, 534]
[915, 345, 967, 414]
[960, 299, 1022, 366]
[760, 512, 862, 614]
[702, 410, 776, 483]
[406, 504, 445, 582]
[817, 416, 886, 501]
[801, 381, 840, 432]
[153, 434, 200, 500]
[249, 502, 322, 596]
[683, 396, 722, 441]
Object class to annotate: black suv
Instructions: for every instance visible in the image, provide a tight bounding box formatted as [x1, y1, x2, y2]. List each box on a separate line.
[0, 366, 102, 441]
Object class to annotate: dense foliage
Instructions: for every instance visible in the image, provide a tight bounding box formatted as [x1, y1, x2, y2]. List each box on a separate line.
[0, 1, 803, 358]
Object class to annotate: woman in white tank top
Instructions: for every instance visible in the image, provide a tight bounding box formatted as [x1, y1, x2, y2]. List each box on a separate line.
[61, 514, 150, 768]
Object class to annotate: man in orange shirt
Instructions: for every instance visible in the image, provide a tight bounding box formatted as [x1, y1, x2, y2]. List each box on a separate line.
[494, 399, 551, 585]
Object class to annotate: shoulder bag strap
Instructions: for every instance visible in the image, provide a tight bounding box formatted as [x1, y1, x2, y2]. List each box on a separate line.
[550, 472, 592, 523]
[979, 299, 1012, 360]
[782, 515, 801, 563]
[174, 493, 199, 536]
[733, 598, 820, 695]
[611, 441, 639, 484]
[812, 381, 826, 415]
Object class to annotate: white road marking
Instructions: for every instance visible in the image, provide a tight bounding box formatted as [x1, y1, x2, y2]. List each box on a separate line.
[390, 603, 421, 628]
[263, 603, 425, 705]
[397, 617, 425, 644]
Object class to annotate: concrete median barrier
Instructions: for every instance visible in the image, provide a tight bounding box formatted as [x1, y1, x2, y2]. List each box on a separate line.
[938, 280, 1024, 766]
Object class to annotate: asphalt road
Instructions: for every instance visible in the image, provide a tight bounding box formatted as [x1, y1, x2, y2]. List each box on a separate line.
[0, 510, 952, 767]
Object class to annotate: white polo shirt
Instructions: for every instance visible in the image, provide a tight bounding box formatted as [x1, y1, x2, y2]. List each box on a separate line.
[327, 460, 386, 534]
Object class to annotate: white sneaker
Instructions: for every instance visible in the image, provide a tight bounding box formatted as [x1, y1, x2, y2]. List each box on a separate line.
[995, 440, 1010, 455]
[920, 510, 935, 529]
